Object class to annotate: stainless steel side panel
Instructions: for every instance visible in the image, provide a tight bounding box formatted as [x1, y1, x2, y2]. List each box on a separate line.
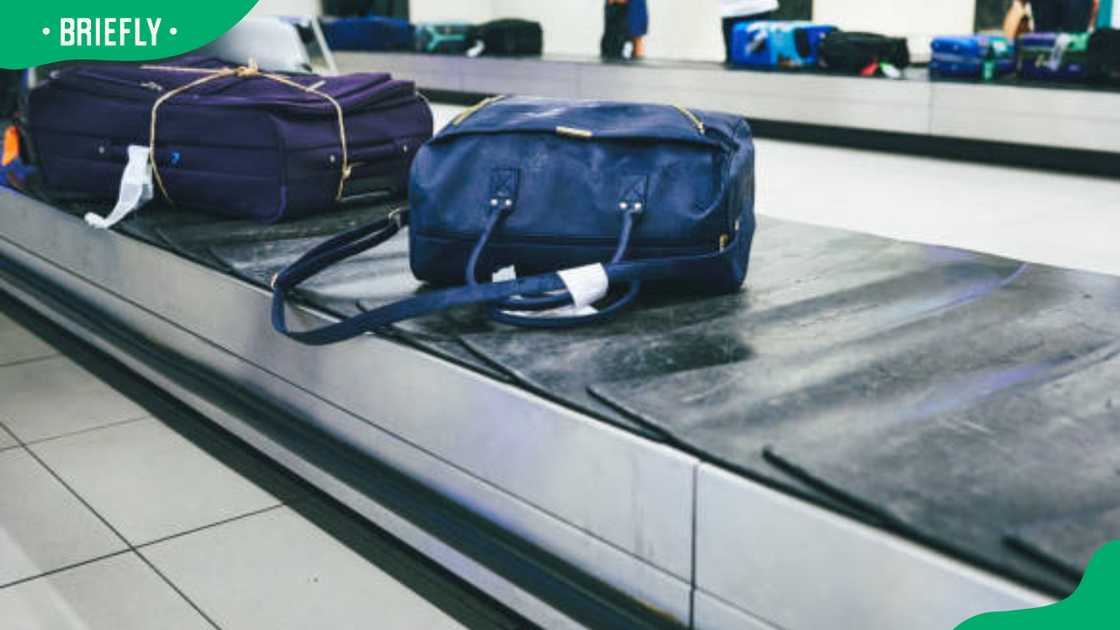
[930, 81, 1120, 153]
[693, 591, 779, 630]
[694, 464, 1051, 630]
[0, 191, 695, 623]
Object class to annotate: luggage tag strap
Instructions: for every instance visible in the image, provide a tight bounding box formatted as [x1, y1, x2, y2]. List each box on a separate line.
[140, 59, 352, 205]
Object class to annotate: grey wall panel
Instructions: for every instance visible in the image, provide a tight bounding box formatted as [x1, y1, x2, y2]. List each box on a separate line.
[695, 464, 1049, 630]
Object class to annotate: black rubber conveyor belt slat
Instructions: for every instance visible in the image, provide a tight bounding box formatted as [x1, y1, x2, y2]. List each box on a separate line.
[590, 228, 1120, 595]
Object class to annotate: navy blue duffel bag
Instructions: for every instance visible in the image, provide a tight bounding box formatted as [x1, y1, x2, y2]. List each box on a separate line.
[272, 96, 756, 343]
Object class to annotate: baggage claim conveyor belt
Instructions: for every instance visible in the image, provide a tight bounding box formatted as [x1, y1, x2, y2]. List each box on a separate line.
[2, 184, 1118, 628]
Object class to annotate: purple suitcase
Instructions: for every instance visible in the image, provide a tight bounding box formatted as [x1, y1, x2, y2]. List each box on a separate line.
[28, 58, 433, 222]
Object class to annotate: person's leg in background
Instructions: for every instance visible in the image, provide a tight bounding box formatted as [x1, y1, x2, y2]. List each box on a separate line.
[1059, 0, 1096, 29]
[1030, 0, 1062, 30]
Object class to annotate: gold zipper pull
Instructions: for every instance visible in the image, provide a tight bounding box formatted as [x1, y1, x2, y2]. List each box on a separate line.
[556, 126, 593, 139]
[452, 94, 508, 126]
[672, 105, 705, 135]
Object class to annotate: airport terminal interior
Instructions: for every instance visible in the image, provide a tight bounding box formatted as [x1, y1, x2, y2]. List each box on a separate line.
[2, 1, 1120, 629]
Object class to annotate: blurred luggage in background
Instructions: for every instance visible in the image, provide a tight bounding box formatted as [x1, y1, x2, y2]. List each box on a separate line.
[1087, 27, 1120, 83]
[1, 71, 33, 191]
[601, 1, 631, 59]
[321, 15, 415, 51]
[1018, 32, 1090, 80]
[321, 0, 408, 19]
[415, 23, 477, 55]
[930, 35, 1016, 80]
[819, 31, 911, 77]
[28, 58, 432, 225]
[728, 21, 836, 69]
[476, 19, 544, 56]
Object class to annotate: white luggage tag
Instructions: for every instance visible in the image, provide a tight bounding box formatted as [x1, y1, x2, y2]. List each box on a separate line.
[466, 40, 486, 58]
[557, 264, 610, 311]
[1046, 34, 1072, 72]
[494, 264, 607, 318]
[84, 145, 154, 229]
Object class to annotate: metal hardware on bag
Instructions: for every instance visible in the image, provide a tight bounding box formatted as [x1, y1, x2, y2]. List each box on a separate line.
[719, 234, 731, 250]
[672, 105, 705, 135]
[451, 95, 508, 126]
[556, 126, 593, 139]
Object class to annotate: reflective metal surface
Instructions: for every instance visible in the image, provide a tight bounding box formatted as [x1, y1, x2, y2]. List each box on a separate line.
[335, 52, 1120, 152]
[0, 189, 1066, 627]
[695, 464, 1050, 630]
[0, 192, 694, 624]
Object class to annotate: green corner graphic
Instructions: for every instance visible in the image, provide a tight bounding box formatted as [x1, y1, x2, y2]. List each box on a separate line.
[957, 541, 1120, 629]
[0, 1, 260, 69]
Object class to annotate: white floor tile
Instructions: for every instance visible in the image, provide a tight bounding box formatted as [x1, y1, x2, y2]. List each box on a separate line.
[0, 449, 125, 586]
[31, 418, 287, 546]
[144, 506, 466, 630]
[0, 356, 147, 443]
[0, 313, 57, 367]
[0, 553, 210, 630]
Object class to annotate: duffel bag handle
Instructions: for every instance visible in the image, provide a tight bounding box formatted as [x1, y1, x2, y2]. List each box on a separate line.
[461, 169, 646, 328]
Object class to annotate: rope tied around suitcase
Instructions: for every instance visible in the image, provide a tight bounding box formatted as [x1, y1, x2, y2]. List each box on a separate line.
[138, 59, 352, 205]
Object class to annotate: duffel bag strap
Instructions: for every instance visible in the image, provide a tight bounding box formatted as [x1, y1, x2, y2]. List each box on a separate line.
[272, 208, 628, 345]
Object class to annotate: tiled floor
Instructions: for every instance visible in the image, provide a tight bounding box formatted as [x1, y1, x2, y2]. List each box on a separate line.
[0, 302, 511, 630]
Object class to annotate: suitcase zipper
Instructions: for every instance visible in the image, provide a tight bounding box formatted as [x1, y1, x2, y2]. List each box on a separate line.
[452, 94, 508, 126]
[672, 105, 705, 135]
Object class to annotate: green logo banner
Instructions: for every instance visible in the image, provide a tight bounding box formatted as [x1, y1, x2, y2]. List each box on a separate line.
[0, 1, 260, 69]
[957, 541, 1120, 629]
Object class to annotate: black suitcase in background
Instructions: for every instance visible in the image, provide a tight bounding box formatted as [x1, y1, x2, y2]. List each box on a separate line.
[819, 31, 911, 75]
[1088, 28, 1120, 85]
[321, 0, 408, 18]
[477, 19, 543, 56]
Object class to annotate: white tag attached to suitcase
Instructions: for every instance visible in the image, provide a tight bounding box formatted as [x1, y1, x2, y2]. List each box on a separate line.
[84, 145, 154, 230]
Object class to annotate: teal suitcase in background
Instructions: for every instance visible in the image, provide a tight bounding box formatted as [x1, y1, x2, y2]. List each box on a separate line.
[415, 23, 477, 55]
